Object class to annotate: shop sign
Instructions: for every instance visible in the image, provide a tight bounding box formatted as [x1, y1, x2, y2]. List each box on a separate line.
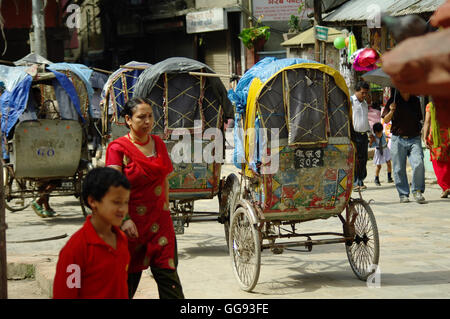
[186, 8, 228, 34]
[253, 0, 313, 21]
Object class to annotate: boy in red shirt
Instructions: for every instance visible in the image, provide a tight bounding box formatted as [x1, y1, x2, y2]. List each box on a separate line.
[53, 167, 131, 299]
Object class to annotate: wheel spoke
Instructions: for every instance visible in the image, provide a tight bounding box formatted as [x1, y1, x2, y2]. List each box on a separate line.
[230, 208, 261, 291]
[346, 200, 379, 280]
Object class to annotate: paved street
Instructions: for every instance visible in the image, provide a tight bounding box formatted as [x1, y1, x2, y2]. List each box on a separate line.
[5, 159, 450, 299]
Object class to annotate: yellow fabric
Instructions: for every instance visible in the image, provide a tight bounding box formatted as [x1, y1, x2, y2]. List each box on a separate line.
[428, 102, 450, 148]
[244, 78, 263, 177]
[429, 102, 441, 148]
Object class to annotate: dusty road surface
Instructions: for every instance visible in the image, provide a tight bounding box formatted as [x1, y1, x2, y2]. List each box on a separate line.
[5, 159, 450, 299]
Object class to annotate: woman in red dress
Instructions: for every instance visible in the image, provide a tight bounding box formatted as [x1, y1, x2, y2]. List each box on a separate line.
[423, 102, 450, 198]
[106, 97, 184, 299]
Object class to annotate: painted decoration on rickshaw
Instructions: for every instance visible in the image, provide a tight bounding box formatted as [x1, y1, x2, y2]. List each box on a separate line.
[167, 162, 219, 199]
[263, 143, 354, 218]
[238, 63, 354, 221]
[164, 140, 221, 200]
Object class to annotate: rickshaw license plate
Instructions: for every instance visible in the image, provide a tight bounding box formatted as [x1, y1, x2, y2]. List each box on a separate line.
[294, 148, 324, 168]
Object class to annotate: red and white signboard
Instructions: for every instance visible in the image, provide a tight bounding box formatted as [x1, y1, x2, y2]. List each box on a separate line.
[253, 0, 313, 21]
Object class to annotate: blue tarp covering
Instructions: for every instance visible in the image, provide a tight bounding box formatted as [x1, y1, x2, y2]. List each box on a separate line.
[50, 70, 85, 123]
[1, 68, 87, 136]
[1, 75, 33, 135]
[0, 65, 29, 92]
[48, 63, 94, 107]
[228, 57, 317, 115]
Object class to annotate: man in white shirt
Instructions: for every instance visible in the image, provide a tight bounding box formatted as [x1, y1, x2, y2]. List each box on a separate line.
[351, 81, 370, 190]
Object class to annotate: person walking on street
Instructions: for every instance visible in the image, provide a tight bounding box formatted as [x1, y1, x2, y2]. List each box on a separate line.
[423, 102, 450, 198]
[53, 167, 131, 299]
[351, 81, 371, 190]
[370, 122, 394, 186]
[382, 88, 426, 203]
[106, 97, 184, 299]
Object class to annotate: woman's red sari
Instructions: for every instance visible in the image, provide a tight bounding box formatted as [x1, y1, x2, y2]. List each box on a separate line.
[106, 135, 175, 273]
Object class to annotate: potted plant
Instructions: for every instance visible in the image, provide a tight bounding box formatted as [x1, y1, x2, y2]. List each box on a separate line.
[288, 15, 300, 34]
[238, 15, 271, 50]
[283, 3, 305, 41]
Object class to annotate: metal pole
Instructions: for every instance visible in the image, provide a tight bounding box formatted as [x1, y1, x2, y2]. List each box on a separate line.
[0, 164, 8, 299]
[32, 0, 48, 58]
[314, 0, 322, 62]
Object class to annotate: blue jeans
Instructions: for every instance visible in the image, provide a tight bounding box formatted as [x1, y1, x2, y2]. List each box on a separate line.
[390, 135, 425, 197]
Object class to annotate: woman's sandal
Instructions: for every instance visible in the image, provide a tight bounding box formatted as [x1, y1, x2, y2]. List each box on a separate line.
[31, 201, 47, 218]
[43, 208, 59, 217]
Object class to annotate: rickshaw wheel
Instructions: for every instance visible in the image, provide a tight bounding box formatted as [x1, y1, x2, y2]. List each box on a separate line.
[229, 206, 261, 292]
[3, 166, 32, 212]
[221, 174, 240, 248]
[345, 199, 380, 281]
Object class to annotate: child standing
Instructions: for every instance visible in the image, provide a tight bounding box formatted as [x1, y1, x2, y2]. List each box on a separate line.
[370, 122, 394, 186]
[53, 167, 131, 299]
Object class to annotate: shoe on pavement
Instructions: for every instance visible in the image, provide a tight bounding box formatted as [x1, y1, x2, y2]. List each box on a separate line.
[360, 184, 367, 190]
[43, 209, 59, 217]
[31, 201, 47, 218]
[374, 178, 381, 186]
[399, 196, 410, 203]
[413, 191, 426, 204]
[441, 189, 450, 198]
[353, 185, 360, 191]
[387, 177, 394, 183]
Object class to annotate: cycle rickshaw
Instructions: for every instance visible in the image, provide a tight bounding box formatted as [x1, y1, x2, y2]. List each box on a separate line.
[100, 61, 152, 142]
[129, 57, 235, 234]
[227, 58, 380, 291]
[1, 62, 94, 216]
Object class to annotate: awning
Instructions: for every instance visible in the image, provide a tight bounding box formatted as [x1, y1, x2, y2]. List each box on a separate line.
[323, 0, 445, 23]
[281, 27, 345, 47]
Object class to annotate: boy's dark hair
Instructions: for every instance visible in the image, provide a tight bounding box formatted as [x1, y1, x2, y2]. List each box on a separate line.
[82, 167, 130, 209]
[355, 81, 370, 92]
[373, 122, 383, 133]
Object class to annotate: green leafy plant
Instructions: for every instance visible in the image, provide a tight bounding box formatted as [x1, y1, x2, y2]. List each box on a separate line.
[288, 3, 305, 33]
[288, 15, 300, 33]
[238, 15, 271, 49]
[298, 2, 304, 15]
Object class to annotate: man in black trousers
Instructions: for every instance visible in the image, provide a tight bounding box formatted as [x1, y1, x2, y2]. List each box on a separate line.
[351, 81, 371, 190]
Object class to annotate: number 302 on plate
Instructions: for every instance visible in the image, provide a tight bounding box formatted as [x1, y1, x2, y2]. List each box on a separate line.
[294, 148, 324, 169]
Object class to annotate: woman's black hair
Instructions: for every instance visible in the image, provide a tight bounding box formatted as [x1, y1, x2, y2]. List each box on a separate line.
[120, 97, 153, 118]
[120, 97, 153, 128]
[373, 122, 383, 133]
[82, 167, 130, 209]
